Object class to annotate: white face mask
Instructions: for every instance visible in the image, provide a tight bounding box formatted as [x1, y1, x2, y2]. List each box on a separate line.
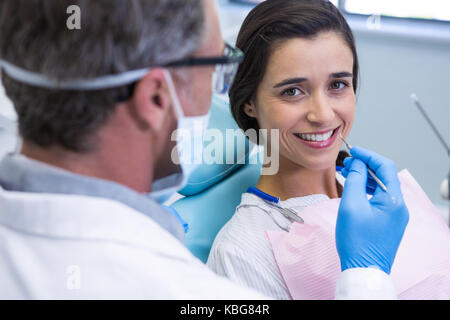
[149, 70, 211, 204]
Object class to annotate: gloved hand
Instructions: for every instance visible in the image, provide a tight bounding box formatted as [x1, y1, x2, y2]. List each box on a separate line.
[336, 146, 409, 275]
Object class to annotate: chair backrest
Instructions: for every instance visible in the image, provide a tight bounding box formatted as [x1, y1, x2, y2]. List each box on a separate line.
[171, 95, 262, 263]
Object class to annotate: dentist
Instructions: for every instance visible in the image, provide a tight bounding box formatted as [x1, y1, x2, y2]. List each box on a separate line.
[0, 0, 408, 299]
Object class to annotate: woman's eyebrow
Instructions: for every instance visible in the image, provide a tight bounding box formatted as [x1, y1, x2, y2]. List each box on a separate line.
[273, 77, 307, 88]
[273, 72, 353, 88]
[330, 71, 353, 78]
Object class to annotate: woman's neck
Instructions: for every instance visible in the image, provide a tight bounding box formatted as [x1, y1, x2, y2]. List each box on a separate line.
[256, 155, 341, 201]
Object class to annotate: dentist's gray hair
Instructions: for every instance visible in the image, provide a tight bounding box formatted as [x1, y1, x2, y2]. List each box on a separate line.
[0, 0, 204, 151]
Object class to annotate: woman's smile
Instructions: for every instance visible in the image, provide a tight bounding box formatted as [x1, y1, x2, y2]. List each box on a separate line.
[293, 125, 341, 149]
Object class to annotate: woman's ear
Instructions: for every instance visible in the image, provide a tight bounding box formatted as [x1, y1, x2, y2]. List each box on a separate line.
[243, 102, 257, 118]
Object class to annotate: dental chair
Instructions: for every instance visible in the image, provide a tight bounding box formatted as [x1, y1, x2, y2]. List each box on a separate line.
[170, 95, 262, 263]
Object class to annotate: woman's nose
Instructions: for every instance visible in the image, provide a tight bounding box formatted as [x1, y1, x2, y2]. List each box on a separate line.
[305, 95, 335, 124]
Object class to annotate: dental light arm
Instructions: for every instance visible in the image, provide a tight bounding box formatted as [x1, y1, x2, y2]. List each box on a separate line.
[410, 93, 450, 226]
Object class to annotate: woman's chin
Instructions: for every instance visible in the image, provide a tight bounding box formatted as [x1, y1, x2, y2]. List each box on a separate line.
[285, 152, 340, 172]
[304, 162, 337, 172]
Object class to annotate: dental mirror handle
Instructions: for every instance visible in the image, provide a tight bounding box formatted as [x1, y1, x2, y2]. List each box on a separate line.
[339, 134, 390, 195]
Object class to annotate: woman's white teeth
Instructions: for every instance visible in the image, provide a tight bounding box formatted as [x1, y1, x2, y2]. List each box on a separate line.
[298, 129, 334, 142]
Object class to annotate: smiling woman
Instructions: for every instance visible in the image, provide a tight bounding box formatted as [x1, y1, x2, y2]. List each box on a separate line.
[251, 33, 356, 173]
[230, 0, 359, 198]
[207, 0, 359, 299]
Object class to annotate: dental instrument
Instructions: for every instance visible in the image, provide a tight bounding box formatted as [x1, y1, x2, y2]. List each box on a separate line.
[247, 187, 305, 224]
[338, 134, 391, 196]
[410, 94, 450, 157]
[410, 93, 450, 227]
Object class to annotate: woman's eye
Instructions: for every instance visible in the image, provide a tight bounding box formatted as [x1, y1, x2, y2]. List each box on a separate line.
[282, 88, 301, 97]
[330, 81, 348, 90]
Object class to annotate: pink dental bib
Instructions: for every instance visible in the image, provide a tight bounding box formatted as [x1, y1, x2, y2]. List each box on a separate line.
[266, 170, 450, 299]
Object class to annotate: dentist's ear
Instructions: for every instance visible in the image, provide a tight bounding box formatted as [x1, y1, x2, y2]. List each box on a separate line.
[129, 68, 173, 132]
[243, 102, 257, 118]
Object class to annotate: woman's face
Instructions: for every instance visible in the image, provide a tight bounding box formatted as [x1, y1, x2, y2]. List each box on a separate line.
[245, 31, 356, 171]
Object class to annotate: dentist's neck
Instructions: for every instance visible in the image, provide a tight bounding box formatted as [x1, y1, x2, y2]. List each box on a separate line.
[20, 104, 157, 194]
[256, 155, 340, 201]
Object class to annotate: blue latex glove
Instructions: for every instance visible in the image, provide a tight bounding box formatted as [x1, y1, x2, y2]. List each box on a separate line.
[339, 166, 378, 195]
[336, 146, 409, 275]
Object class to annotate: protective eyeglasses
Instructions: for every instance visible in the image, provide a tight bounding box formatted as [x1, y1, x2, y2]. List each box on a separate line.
[0, 42, 244, 98]
[164, 42, 244, 94]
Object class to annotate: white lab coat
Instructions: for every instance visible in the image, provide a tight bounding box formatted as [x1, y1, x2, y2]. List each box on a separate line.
[0, 187, 396, 299]
[0, 187, 265, 299]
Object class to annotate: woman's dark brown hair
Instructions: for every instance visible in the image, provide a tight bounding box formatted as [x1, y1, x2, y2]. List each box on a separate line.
[229, 0, 359, 141]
